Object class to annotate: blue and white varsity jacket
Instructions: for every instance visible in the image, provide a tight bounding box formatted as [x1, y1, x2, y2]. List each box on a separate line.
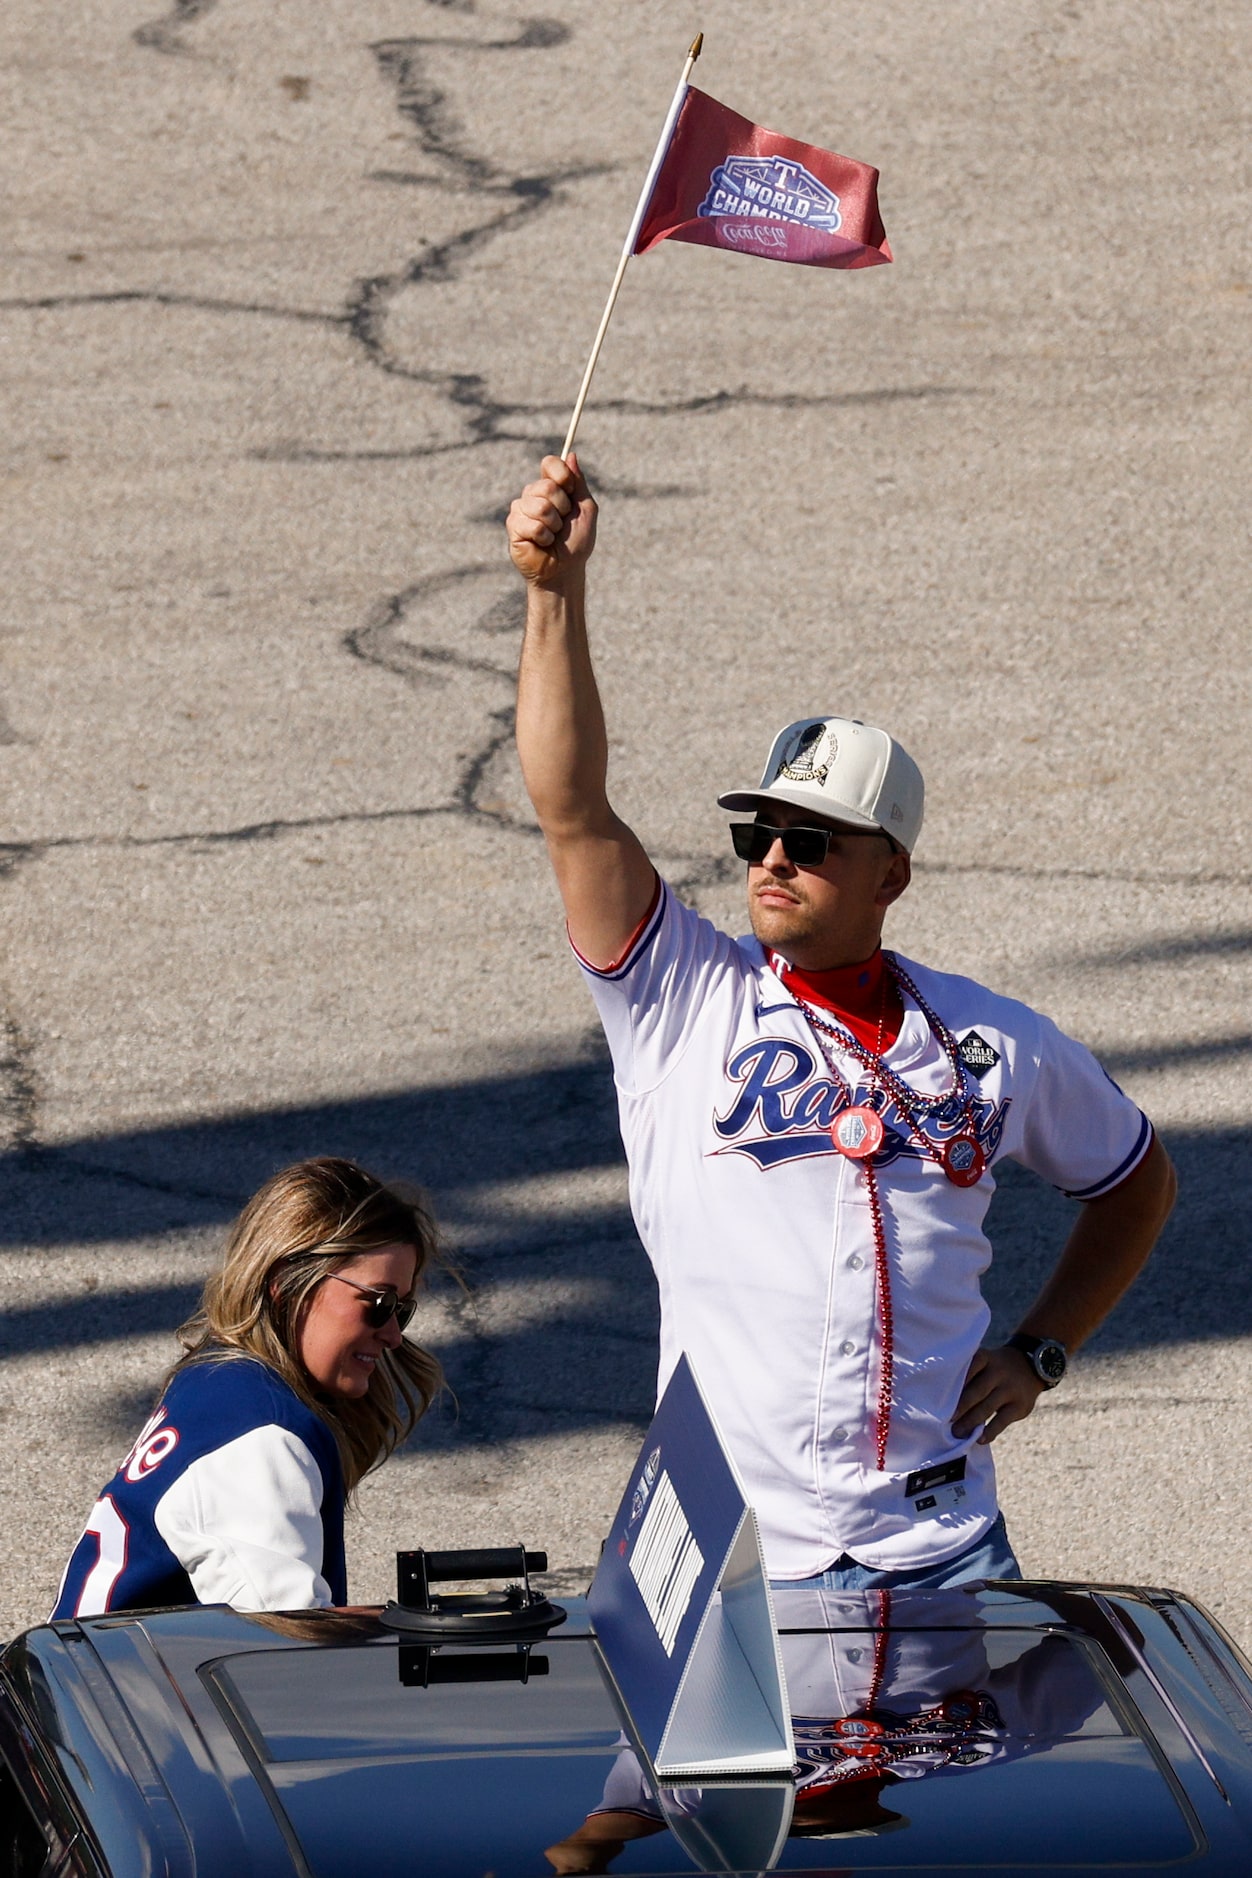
[52, 1355, 347, 1618]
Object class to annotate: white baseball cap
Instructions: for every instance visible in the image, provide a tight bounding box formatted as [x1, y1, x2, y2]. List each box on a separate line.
[717, 716, 925, 853]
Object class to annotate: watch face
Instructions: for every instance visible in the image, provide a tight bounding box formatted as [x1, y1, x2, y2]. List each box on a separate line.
[1038, 1343, 1067, 1382]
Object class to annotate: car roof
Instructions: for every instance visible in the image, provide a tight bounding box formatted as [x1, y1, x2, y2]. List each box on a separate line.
[7, 1581, 1252, 1875]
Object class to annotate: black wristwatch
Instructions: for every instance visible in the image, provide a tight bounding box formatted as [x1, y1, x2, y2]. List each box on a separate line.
[1007, 1333, 1067, 1388]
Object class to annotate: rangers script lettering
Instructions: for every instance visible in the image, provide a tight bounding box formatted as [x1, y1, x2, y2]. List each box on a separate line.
[712, 1035, 1012, 1172]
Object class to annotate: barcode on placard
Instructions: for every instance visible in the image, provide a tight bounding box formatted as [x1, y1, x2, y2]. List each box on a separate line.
[628, 1469, 705, 1654]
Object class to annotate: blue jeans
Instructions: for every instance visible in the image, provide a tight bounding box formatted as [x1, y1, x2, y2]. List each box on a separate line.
[771, 1512, 1022, 1593]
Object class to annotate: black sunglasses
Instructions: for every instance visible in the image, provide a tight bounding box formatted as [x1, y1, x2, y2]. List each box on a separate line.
[329, 1272, 417, 1332]
[730, 822, 894, 867]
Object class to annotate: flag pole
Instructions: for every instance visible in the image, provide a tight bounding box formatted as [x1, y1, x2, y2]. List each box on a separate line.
[560, 33, 703, 461]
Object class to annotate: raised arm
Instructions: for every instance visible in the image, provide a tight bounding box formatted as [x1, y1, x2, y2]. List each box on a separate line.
[507, 454, 657, 967]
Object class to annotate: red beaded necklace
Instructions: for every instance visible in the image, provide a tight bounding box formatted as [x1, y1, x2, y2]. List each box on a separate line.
[781, 970, 895, 1467]
[784, 953, 987, 1187]
[769, 953, 988, 1469]
[795, 955, 963, 1112]
[830, 1588, 893, 1763]
[775, 950, 902, 1053]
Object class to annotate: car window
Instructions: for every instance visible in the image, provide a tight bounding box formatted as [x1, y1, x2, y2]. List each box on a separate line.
[206, 1638, 621, 1762]
[0, 1759, 56, 1878]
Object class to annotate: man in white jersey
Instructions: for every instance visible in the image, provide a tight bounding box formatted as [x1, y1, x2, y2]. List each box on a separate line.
[506, 454, 1176, 1589]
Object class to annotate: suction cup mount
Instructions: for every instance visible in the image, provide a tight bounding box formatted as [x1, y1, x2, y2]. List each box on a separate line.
[379, 1545, 567, 1639]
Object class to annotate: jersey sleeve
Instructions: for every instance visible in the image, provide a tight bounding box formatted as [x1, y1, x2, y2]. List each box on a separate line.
[590, 1745, 663, 1822]
[152, 1424, 335, 1611]
[570, 877, 748, 1095]
[1011, 1013, 1153, 1199]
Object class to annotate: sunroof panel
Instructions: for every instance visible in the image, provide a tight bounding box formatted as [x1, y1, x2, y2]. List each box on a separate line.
[207, 1627, 1199, 1873]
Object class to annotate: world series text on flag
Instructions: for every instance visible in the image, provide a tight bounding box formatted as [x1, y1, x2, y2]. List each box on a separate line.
[633, 86, 891, 271]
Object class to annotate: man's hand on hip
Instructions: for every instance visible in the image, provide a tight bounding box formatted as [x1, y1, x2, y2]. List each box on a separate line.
[507, 453, 598, 588]
[952, 1345, 1046, 1445]
[951, 1136, 1175, 1449]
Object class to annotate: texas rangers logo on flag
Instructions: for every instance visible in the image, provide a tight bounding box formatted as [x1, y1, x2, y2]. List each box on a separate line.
[633, 87, 890, 271]
[698, 155, 843, 232]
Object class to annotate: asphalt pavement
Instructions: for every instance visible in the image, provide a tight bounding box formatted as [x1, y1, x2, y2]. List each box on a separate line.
[0, 0, 1248, 1640]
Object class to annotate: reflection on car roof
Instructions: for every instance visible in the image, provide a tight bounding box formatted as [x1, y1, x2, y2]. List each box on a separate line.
[10, 1582, 1246, 1874]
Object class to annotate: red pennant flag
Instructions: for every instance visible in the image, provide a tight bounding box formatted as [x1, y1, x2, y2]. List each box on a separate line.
[559, 43, 892, 455]
[633, 87, 891, 271]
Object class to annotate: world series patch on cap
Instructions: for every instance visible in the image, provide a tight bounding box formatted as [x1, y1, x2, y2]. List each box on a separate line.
[717, 717, 925, 854]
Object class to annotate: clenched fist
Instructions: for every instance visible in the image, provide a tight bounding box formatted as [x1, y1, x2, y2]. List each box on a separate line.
[506, 454, 598, 588]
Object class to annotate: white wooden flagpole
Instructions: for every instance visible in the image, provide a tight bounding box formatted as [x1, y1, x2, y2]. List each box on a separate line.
[560, 33, 703, 460]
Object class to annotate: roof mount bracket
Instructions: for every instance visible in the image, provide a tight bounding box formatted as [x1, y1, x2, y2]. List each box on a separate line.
[379, 1546, 567, 1639]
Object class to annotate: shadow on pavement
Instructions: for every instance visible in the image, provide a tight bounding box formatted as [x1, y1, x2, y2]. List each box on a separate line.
[1, 1055, 1246, 1446]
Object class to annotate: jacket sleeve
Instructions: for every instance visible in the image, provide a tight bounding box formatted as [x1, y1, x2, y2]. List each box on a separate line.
[152, 1423, 335, 1610]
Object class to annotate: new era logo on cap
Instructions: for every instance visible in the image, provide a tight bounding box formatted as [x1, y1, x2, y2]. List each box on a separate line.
[717, 715, 925, 853]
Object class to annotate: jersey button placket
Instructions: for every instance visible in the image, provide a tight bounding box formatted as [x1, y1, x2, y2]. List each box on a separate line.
[818, 1153, 860, 1524]
[827, 1153, 873, 1518]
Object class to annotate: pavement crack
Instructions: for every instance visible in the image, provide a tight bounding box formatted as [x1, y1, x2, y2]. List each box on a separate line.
[134, 0, 219, 57]
[346, 175, 600, 389]
[253, 385, 967, 464]
[342, 561, 534, 831]
[915, 859, 1252, 889]
[370, 17, 571, 191]
[1045, 1395, 1229, 1413]
[0, 290, 343, 326]
[0, 809, 448, 862]
[3, 816, 1246, 887]
[0, 1008, 39, 1157]
[343, 566, 519, 689]
[351, 12, 604, 412]
[455, 704, 519, 820]
[588, 384, 979, 418]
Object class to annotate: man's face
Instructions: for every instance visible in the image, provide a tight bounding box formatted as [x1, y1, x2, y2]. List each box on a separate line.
[743, 802, 911, 969]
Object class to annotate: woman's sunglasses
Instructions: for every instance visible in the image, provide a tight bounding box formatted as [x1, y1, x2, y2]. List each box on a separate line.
[329, 1272, 417, 1331]
[730, 822, 894, 867]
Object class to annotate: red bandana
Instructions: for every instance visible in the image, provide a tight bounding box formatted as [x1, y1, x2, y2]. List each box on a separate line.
[775, 948, 904, 1053]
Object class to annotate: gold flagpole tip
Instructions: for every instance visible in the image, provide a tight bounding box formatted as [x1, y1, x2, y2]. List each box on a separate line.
[690, 33, 704, 59]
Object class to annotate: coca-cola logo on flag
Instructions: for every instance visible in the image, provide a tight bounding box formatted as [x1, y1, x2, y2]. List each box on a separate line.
[698, 155, 843, 233]
[719, 222, 788, 250]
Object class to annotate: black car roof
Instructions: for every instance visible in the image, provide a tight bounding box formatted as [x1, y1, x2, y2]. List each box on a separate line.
[7, 1582, 1252, 1875]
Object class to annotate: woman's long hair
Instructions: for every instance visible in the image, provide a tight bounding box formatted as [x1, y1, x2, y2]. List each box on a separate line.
[172, 1157, 444, 1492]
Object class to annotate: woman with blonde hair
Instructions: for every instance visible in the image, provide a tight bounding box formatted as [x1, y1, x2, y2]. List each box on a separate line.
[54, 1157, 442, 1617]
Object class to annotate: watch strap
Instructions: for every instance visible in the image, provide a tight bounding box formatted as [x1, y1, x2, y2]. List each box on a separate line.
[1007, 1332, 1067, 1387]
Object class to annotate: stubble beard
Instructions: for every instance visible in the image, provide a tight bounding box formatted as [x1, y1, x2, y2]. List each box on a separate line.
[747, 876, 886, 968]
[747, 889, 822, 956]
